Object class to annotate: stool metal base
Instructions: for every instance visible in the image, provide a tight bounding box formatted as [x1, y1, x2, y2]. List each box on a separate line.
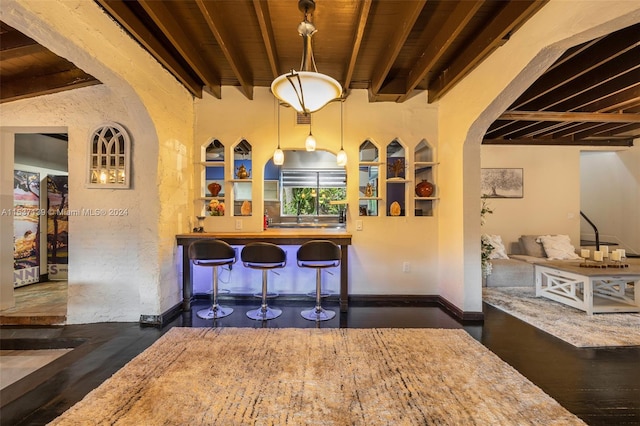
[197, 305, 233, 319]
[253, 291, 279, 299]
[246, 306, 282, 321]
[306, 290, 332, 298]
[301, 306, 335, 322]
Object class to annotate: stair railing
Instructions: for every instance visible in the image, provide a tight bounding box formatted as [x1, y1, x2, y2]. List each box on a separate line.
[580, 211, 599, 250]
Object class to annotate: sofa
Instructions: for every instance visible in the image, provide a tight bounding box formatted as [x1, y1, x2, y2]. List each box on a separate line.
[484, 234, 582, 287]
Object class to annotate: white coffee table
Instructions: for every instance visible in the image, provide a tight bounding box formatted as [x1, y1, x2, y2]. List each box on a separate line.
[534, 261, 640, 315]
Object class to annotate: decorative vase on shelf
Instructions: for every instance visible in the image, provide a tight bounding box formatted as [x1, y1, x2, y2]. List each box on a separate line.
[208, 182, 221, 197]
[415, 180, 434, 197]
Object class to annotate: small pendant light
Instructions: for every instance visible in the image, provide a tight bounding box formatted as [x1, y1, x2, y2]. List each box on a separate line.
[336, 100, 347, 166]
[305, 118, 316, 151]
[273, 101, 284, 165]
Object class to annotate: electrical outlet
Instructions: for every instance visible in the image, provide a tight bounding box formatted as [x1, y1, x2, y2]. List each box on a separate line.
[235, 219, 243, 230]
[356, 220, 363, 231]
[402, 262, 410, 273]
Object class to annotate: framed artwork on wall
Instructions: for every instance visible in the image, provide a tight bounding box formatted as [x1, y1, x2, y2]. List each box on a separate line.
[481, 168, 523, 198]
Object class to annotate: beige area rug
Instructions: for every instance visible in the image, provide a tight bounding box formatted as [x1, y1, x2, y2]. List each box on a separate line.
[483, 287, 640, 348]
[50, 327, 584, 425]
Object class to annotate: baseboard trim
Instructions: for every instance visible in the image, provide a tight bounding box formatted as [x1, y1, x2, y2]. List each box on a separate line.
[160, 293, 484, 324]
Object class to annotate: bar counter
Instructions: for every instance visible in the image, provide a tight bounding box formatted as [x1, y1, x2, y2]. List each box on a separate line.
[176, 228, 353, 312]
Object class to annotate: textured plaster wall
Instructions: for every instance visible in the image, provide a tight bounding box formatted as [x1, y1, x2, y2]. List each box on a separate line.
[436, 0, 640, 313]
[1, 0, 193, 323]
[195, 88, 440, 296]
[0, 131, 16, 310]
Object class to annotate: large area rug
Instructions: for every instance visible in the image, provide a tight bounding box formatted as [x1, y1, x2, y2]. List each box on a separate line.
[483, 287, 640, 348]
[50, 327, 583, 425]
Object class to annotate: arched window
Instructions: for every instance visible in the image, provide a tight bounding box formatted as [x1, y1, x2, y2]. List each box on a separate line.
[87, 122, 131, 188]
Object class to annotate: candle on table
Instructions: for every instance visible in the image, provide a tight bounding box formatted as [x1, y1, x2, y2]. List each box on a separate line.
[593, 251, 604, 262]
[601, 245, 609, 258]
[580, 249, 590, 259]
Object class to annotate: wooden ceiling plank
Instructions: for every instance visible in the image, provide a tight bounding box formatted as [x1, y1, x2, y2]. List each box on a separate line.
[512, 24, 640, 109]
[482, 137, 633, 146]
[580, 84, 640, 112]
[95, 0, 205, 98]
[369, 0, 426, 97]
[399, 0, 483, 102]
[196, 0, 254, 100]
[343, 0, 372, 92]
[0, 28, 38, 51]
[429, 0, 546, 102]
[138, 0, 222, 97]
[1, 68, 100, 103]
[252, 0, 279, 79]
[500, 111, 640, 123]
[517, 49, 639, 111]
[573, 122, 640, 141]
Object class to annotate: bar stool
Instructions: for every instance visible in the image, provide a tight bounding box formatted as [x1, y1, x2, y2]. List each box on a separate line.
[189, 239, 236, 319]
[241, 242, 286, 320]
[297, 240, 340, 321]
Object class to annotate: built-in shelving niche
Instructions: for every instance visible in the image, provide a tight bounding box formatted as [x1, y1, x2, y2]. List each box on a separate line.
[358, 140, 381, 216]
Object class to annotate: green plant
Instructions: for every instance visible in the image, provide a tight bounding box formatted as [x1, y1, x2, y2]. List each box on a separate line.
[480, 196, 494, 277]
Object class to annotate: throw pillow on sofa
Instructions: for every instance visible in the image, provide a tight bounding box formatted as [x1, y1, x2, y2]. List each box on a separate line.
[536, 234, 581, 260]
[482, 234, 509, 259]
[519, 235, 547, 258]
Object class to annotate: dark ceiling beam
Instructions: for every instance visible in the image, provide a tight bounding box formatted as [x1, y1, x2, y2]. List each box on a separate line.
[573, 122, 640, 141]
[369, 1, 426, 100]
[397, 0, 483, 103]
[512, 24, 639, 108]
[95, 0, 205, 98]
[482, 137, 634, 147]
[487, 73, 640, 138]
[429, 0, 546, 102]
[580, 84, 640, 112]
[138, 0, 222, 99]
[343, 0, 372, 93]
[500, 111, 640, 122]
[252, 0, 279, 79]
[0, 68, 100, 103]
[517, 49, 639, 110]
[196, 0, 254, 100]
[0, 28, 42, 59]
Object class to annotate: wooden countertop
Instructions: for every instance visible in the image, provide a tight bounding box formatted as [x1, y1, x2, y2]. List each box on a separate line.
[176, 228, 352, 245]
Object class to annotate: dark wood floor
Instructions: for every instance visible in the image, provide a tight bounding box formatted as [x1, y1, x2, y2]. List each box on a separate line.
[1, 298, 639, 426]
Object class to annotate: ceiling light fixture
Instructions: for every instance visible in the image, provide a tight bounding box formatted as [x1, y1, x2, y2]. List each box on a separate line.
[336, 100, 347, 166]
[270, 0, 342, 115]
[273, 101, 284, 165]
[305, 118, 316, 151]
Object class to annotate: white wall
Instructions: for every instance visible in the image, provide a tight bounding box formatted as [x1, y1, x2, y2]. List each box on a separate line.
[480, 145, 582, 251]
[580, 143, 640, 254]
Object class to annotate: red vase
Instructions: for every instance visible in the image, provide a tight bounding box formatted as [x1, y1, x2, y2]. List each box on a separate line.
[415, 180, 434, 197]
[208, 182, 221, 197]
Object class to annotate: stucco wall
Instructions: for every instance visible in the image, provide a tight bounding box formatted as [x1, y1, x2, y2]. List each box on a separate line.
[436, 0, 640, 313]
[1, 0, 193, 323]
